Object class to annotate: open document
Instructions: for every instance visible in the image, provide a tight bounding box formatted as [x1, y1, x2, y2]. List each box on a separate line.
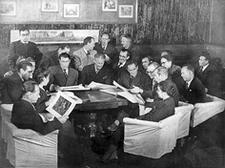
[87, 81, 116, 90]
[60, 84, 90, 91]
[46, 91, 82, 118]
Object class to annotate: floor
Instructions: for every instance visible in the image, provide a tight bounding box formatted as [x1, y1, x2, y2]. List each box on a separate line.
[0, 112, 225, 168]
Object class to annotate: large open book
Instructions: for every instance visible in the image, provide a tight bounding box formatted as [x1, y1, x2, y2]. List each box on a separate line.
[46, 91, 82, 118]
[87, 81, 116, 90]
[101, 81, 145, 104]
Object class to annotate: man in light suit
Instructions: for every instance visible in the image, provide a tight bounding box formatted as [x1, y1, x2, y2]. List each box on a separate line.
[48, 53, 78, 91]
[72, 36, 97, 72]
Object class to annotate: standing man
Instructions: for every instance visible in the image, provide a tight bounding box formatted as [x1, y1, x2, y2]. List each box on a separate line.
[181, 65, 206, 104]
[197, 51, 221, 97]
[94, 32, 117, 67]
[72, 36, 97, 72]
[8, 26, 43, 71]
[80, 53, 112, 85]
[120, 34, 140, 64]
[2, 60, 34, 103]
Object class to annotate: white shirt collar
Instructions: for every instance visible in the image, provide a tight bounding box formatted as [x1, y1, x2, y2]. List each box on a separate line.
[187, 78, 194, 88]
[118, 61, 126, 68]
[202, 64, 209, 72]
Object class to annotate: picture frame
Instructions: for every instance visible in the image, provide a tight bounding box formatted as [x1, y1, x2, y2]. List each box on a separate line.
[46, 91, 77, 118]
[119, 5, 134, 18]
[10, 29, 99, 44]
[41, 0, 58, 12]
[0, 1, 16, 16]
[63, 4, 79, 18]
[102, 0, 117, 12]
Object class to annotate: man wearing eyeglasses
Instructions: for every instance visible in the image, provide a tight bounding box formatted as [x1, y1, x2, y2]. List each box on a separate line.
[8, 26, 43, 71]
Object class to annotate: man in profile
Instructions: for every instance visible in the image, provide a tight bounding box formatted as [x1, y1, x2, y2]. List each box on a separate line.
[8, 26, 43, 71]
[181, 65, 206, 104]
[2, 60, 34, 104]
[94, 32, 117, 67]
[80, 53, 112, 85]
[72, 36, 97, 72]
[141, 56, 152, 73]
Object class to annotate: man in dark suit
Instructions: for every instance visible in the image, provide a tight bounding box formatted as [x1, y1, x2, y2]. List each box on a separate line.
[8, 26, 43, 70]
[181, 65, 206, 104]
[48, 53, 78, 91]
[39, 44, 71, 71]
[11, 80, 65, 135]
[80, 53, 113, 85]
[197, 51, 221, 97]
[112, 48, 131, 81]
[2, 60, 34, 104]
[117, 60, 151, 91]
[94, 32, 117, 67]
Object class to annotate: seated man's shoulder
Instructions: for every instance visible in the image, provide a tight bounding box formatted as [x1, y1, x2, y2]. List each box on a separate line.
[72, 47, 83, 56]
[69, 67, 79, 74]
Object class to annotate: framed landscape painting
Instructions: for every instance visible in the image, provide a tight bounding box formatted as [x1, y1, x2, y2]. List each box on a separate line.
[102, 0, 117, 12]
[41, 0, 58, 12]
[64, 4, 79, 18]
[119, 5, 133, 18]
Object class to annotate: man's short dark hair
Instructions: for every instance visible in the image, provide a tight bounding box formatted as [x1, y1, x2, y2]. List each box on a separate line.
[22, 80, 38, 95]
[83, 36, 94, 45]
[200, 51, 211, 61]
[19, 26, 30, 34]
[94, 53, 106, 59]
[16, 60, 33, 71]
[126, 60, 138, 68]
[121, 34, 132, 41]
[142, 55, 152, 62]
[58, 44, 70, 50]
[120, 48, 131, 58]
[161, 50, 172, 56]
[158, 80, 173, 95]
[183, 64, 195, 73]
[34, 69, 50, 84]
[58, 53, 71, 60]
[161, 54, 173, 62]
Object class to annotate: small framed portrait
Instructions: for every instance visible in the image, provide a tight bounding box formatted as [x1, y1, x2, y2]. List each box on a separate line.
[119, 5, 133, 18]
[102, 0, 117, 12]
[63, 4, 79, 17]
[41, 0, 58, 12]
[0, 1, 16, 16]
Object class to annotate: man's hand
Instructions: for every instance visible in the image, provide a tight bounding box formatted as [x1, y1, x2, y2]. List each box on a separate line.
[57, 115, 69, 124]
[130, 86, 143, 94]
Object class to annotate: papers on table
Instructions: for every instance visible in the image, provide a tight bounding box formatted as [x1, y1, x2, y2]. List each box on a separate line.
[60, 84, 90, 91]
[87, 81, 117, 90]
[46, 91, 82, 118]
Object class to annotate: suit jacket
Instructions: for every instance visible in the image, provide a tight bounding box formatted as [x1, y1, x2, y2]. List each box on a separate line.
[72, 47, 97, 71]
[1, 72, 24, 104]
[142, 78, 179, 107]
[48, 65, 78, 87]
[137, 97, 175, 122]
[94, 43, 118, 65]
[182, 77, 206, 104]
[8, 40, 43, 70]
[80, 64, 113, 85]
[11, 99, 62, 135]
[117, 70, 152, 91]
[112, 61, 128, 81]
[196, 64, 221, 97]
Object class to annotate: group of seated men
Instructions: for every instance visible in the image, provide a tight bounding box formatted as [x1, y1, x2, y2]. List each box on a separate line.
[0, 26, 223, 164]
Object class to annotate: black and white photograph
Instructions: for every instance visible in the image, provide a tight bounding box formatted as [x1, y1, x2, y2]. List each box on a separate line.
[0, 0, 225, 168]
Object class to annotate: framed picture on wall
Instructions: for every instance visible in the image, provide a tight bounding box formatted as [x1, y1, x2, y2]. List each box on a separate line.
[0, 1, 16, 16]
[63, 4, 79, 17]
[41, 0, 58, 12]
[102, 0, 117, 11]
[119, 5, 133, 18]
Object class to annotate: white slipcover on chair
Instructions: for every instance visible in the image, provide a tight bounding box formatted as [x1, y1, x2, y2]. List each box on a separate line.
[0, 104, 58, 168]
[0, 104, 13, 142]
[191, 94, 225, 127]
[175, 102, 194, 139]
[123, 113, 181, 159]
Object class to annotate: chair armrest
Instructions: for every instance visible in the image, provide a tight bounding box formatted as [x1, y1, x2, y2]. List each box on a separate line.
[123, 117, 161, 128]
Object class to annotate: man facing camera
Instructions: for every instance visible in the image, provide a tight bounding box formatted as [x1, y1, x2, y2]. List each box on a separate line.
[80, 53, 113, 85]
[8, 26, 43, 71]
[181, 65, 206, 104]
[48, 53, 78, 91]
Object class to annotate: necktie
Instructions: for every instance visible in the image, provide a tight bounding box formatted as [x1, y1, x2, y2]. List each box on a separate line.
[185, 82, 189, 89]
[63, 69, 68, 79]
